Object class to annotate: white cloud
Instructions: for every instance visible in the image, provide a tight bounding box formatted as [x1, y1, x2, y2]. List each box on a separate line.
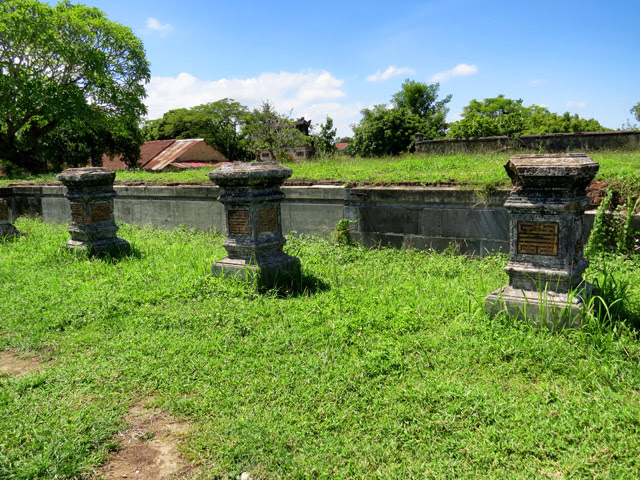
[366, 66, 415, 82]
[145, 70, 360, 136]
[146, 17, 172, 35]
[430, 64, 478, 82]
[566, 100, 587, 109]
[528, 79, 547, 87]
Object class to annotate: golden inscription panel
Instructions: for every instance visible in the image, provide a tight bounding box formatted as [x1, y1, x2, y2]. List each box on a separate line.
[0, 202, 8, 221]
[228, 209, 249, 234]
[517, 221, 559, 256]
[258, 208, 278, 233]
[71, 204, 86, 224]
[91, 202, 111, 222]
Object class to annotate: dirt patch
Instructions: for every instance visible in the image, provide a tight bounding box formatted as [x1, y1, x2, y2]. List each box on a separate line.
[94, 402, 194, 480]
[0, 350, 43, 376]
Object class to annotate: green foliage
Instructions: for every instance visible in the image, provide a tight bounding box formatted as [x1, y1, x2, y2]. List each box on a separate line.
[631, 102, 640, 123]
[347, 105, 428, 156]
[331, 218, 354, 245]
[448, 95, 607, 139]
[391, 79, 451, 129]
[313, 116, 337, 155]
[586, 187, 639, 256]
[242, 102, 310, 160]
[349, 80, 451, 157]
[142, 99, 250, 160]
[0, 0, 150, 173]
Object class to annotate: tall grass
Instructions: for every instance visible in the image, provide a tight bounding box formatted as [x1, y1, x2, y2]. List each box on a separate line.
[1, 218, 639, 478]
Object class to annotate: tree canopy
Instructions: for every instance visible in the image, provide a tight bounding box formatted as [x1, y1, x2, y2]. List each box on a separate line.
[313, 116, 337, 155]
[348, 80, 451, 156]
[0, 0, 150, 173]
[632, 102, 640, 123]
[142, 99, 249, 160]
[392, 80, 451, 135]
[448, 95, 606, 139]
[242, 102, 310, 160]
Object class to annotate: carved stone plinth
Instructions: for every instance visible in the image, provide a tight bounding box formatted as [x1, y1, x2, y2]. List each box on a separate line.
[485, 154, 599, 327]
[0, 188, 20, 239]
[56, 168, 129, 255]
[208, 162, 300, 285]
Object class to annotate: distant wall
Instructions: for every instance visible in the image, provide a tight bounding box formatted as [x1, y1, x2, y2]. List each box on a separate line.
[416, 131, 640, 155]
[8, 184, 639, 256]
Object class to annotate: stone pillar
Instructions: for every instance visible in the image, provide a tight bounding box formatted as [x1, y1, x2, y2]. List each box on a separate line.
[485, 154, 599, 327]
[0, 187, 20, 239]
[56, 167, 130, 254]
[208, 162, 301, 285]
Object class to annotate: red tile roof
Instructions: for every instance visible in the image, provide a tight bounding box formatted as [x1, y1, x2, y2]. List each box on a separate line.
[100, 139, 226, 171]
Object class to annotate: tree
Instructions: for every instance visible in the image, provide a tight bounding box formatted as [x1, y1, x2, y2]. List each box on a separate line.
[314, 116, 337, 155]
[448, 95, 606, 138]
[632, 102, 640, 123]
[392, 79, 451, 136]
[0, 0, 150, 173]
[142, 99, 249, 160]
[349, 80, 451, 156]
[348, 105, 430, 157]
[242, 102, 310, 160]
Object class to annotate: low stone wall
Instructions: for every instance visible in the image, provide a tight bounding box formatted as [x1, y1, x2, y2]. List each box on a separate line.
[9, 184, 640, 256]
[416, 131, 640, 155]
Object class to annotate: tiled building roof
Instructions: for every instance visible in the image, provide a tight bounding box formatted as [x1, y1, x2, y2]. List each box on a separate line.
[101, 139, 226, 171]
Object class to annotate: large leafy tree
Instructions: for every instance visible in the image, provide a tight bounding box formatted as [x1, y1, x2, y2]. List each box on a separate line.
[242, 102, 310, 160]
[391, 79, 451, 136]
[349, 80, 451, 156]
[313, 116, 337, 155]
[347, 105, 430, 157]
[448, 95, 606, 138]
[142, 99, 250, 160]
[0, 0, 150, 173]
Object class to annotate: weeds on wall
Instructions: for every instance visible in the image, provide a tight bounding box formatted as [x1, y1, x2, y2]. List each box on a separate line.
[586, 186, 640, 257]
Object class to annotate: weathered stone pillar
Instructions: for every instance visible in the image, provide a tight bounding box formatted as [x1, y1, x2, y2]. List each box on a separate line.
[485, 154, 599, 327]
[0, 187, 20, 239]
[208, 162, 300, 285]
[56, 167, 129, 254]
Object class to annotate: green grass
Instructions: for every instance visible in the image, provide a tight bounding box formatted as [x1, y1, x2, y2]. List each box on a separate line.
[1, 218, 640, 478]
[2, 151, 639, 193]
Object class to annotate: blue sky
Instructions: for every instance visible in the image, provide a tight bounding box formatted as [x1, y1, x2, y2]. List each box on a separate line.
[54, 0, 639, 136]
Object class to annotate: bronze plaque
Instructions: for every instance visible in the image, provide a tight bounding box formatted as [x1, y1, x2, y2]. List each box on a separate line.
[91, 202, 111, 222]
[517, 221, 559, 256]
[71, 203, 86, 224]
[0, 202, 8, 221]
[228, 209, 249, 234]
[258, 208, 278, 233]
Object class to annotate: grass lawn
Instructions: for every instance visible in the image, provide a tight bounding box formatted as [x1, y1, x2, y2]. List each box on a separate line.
[2, 152, 639, 196]
[1, 218, 640, 478]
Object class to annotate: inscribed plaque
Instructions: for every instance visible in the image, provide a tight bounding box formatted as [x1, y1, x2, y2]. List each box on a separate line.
[228, 209, 249, 234]
[258, 208, 278, 233]
[517, 221, 559, 256]
[0, 202, 8, 221]
[91, 202, 111, 222]
[71, 204, 86, 224]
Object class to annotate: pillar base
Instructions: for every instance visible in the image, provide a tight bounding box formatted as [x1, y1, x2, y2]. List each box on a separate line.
[485, 284, 591, 330]
[213, 254, 301, 288]
[62, 237, 130, 256]
[1, 224, 21, 240]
